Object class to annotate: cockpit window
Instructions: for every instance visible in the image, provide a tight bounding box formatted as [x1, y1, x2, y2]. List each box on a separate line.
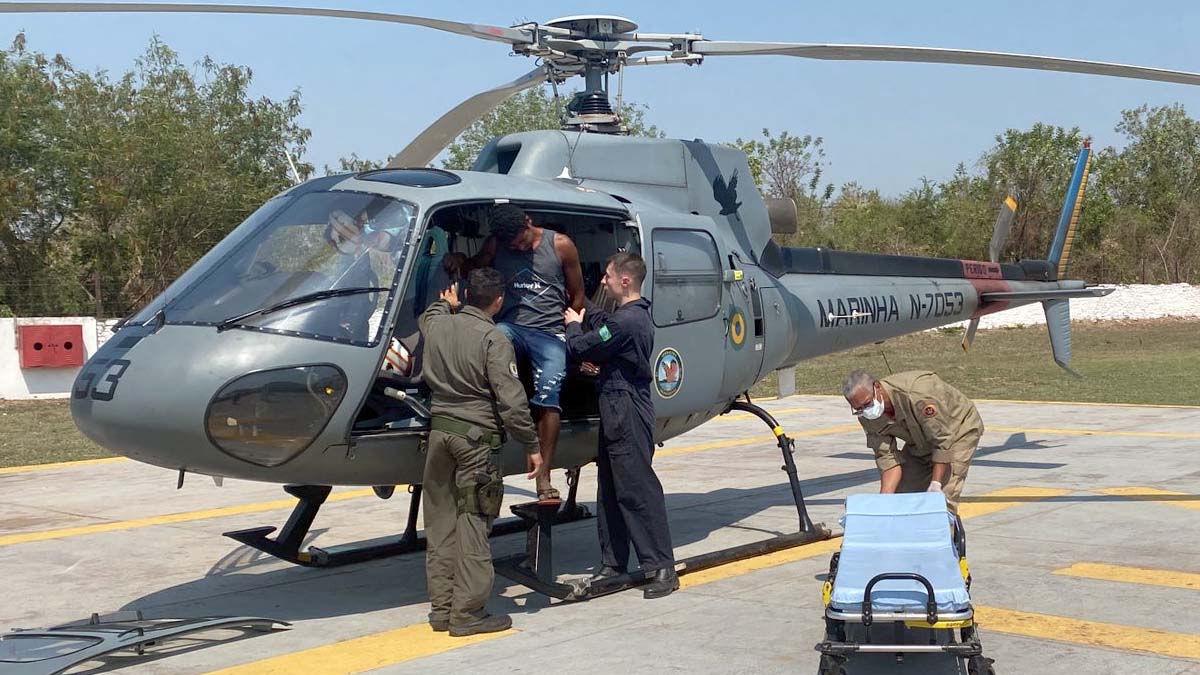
[163, 191, 417, 345]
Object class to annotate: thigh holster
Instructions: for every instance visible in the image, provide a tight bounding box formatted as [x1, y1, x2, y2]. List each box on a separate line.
[456, 465, 504, 518]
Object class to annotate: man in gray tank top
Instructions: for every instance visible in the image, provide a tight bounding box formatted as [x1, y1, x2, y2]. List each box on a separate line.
[444, 204, 585, 500]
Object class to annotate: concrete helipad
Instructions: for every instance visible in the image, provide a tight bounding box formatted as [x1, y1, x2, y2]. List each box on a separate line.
[2, 395, 1199, 674]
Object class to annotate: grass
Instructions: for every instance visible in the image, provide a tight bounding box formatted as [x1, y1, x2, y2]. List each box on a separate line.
[1, 319, 1198, 469]
[753, 318, 1200, 405]
[0, 399, 112, 468]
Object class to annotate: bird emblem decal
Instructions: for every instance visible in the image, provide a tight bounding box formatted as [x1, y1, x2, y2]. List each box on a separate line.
[712, 169, 742, 215]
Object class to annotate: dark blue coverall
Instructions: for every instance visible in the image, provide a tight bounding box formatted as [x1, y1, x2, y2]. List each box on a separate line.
[565, 297, 675, 573]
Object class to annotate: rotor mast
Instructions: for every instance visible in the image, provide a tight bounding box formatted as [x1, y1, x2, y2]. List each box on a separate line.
[536, 16, 641, 134]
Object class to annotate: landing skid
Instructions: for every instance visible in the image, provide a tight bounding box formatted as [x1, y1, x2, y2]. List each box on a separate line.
[224, 470, 592, 568]
[0, 611, 288, 675]
[495, 399, 833, 600]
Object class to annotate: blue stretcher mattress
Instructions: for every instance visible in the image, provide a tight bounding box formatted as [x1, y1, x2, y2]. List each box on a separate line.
[829, 493, 971, 614]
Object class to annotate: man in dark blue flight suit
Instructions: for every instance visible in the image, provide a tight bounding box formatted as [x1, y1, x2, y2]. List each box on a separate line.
[564, 252, 679, 599]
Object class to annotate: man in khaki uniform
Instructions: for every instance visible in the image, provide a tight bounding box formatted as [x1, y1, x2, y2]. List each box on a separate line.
[842, 369, 983, 514]
[420, 268, 543, 636]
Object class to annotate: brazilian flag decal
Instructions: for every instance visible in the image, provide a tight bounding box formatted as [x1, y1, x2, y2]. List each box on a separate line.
[599, 324, 613, 342]
[729, 307, 747, 349]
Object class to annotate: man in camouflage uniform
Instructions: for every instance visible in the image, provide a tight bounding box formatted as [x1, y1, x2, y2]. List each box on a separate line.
[842, 369, 984, 514]
[420, 268, 543, 636]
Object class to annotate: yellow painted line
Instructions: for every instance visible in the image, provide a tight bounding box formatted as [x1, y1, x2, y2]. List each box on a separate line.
[796, 394, 1200, 410]
[204, 623, 513, 675]
[0, 456, 127, 475]
[975, 606, 1200, 661]
[4, 418, 1187, 478]
[202, 485, 1071, 672]
[1096, 486, 1200, 512]
[680, 487, 1069, 591]
[679, 537, 843, 589]
[1, 426, 851, 547]
[1053, 563, 1200, 591]
[713, 406, 815, 422]
[990, 425, 1200, 439]
[0, 488, 377, 547]
[977, 397, 1200, 410]
[955, 486, 1072, 519]
[658, 424, 860, 458]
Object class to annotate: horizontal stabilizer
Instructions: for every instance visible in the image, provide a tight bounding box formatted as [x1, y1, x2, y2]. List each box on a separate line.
[1043, 298, 1078, 377]
[979, 287, 1113, 302]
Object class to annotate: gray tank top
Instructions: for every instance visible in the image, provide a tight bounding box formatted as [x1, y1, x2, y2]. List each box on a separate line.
[493, 229, 567, 333]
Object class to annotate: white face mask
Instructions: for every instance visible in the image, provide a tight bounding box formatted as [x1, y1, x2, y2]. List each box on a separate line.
[857, 394, 885, 421]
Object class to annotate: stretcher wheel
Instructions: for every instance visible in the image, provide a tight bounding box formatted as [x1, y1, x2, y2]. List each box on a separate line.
[967, 655, 996, 675]
[817, 655, 847, 675]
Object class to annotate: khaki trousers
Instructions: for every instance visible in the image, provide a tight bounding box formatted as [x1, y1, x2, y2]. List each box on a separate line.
[423, 430, 498, 627]
[894, 433, 980, 514]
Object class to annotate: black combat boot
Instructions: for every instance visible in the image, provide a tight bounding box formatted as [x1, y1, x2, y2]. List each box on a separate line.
[643, 567, 680, 599]
[449, 613, 512, 637]
[590, 564, 626, 580]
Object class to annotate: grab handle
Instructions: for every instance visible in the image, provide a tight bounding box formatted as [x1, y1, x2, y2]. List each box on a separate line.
[862, 573, 937, 626]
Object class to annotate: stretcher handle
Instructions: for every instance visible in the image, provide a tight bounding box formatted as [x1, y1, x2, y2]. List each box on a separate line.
[861, 573, 938, 627]
[952, 512, 967, 558]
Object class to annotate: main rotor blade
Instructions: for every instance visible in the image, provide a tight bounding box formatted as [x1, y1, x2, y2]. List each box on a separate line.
[388, 66, 549, 169]
[0, 2, 533, 45]
[691, 42, 1200, 86]
[990, 195, 1018, 263]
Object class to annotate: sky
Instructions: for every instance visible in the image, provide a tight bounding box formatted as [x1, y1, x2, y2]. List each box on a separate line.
[5, 0, 1200, 195]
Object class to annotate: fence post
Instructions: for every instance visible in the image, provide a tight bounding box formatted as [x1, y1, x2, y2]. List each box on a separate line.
[93, 271, 103, 319]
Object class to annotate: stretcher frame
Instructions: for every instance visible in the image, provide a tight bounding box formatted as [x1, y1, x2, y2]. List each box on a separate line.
[814, 513, 996, 675]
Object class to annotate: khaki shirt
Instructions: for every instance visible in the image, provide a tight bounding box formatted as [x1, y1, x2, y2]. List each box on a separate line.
[419, 300, 539, 454]
[858, 371, 984, 472]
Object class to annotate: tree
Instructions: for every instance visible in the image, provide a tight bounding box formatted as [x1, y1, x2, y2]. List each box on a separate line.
[980, 124, 1103, 263]
[732, 128, 834, 243]
[0, 34, 312, 316]
[325, 152, 383, 175]
[1102, 104, 1200, 283]
[443, 87, 663, 170]
[0, 34, 80, 314]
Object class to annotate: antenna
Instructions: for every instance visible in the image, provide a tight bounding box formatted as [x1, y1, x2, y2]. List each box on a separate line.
[284, 149, 303, 185]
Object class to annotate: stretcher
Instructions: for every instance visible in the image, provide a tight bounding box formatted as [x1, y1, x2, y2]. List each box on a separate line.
[815, 493, 996, 674]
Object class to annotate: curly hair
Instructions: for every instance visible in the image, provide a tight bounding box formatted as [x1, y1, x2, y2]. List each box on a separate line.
[488, 204, 529, 245]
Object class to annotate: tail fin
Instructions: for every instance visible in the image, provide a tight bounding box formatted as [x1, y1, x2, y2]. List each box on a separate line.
[966, 141, 1110, 373]
[1044, 140, 1093, 375]
[1047, 141, 1093, 279]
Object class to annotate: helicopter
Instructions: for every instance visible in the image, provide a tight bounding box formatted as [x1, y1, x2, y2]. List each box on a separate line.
[4, 3, 1196, 578]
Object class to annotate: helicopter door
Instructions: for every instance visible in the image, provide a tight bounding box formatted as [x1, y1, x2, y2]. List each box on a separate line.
[719, 262, 767, 398]
[648, 227, 725, 416]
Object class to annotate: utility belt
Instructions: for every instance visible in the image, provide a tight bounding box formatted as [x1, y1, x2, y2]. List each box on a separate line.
[431, 415, 504, 450]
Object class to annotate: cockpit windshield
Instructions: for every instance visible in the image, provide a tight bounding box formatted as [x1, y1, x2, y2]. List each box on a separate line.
[161, 191, 417, 345]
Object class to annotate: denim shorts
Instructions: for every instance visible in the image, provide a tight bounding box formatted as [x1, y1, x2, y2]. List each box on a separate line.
[496, 323, 567, 411]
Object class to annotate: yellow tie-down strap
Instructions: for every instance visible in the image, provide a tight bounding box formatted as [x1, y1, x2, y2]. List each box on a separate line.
[905, 617, 974, 629]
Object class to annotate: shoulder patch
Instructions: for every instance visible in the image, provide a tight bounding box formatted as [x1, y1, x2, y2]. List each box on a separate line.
[509, 362, 519, 378]
[923, 404, 938, 418]
[598, 324, 613, 342]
